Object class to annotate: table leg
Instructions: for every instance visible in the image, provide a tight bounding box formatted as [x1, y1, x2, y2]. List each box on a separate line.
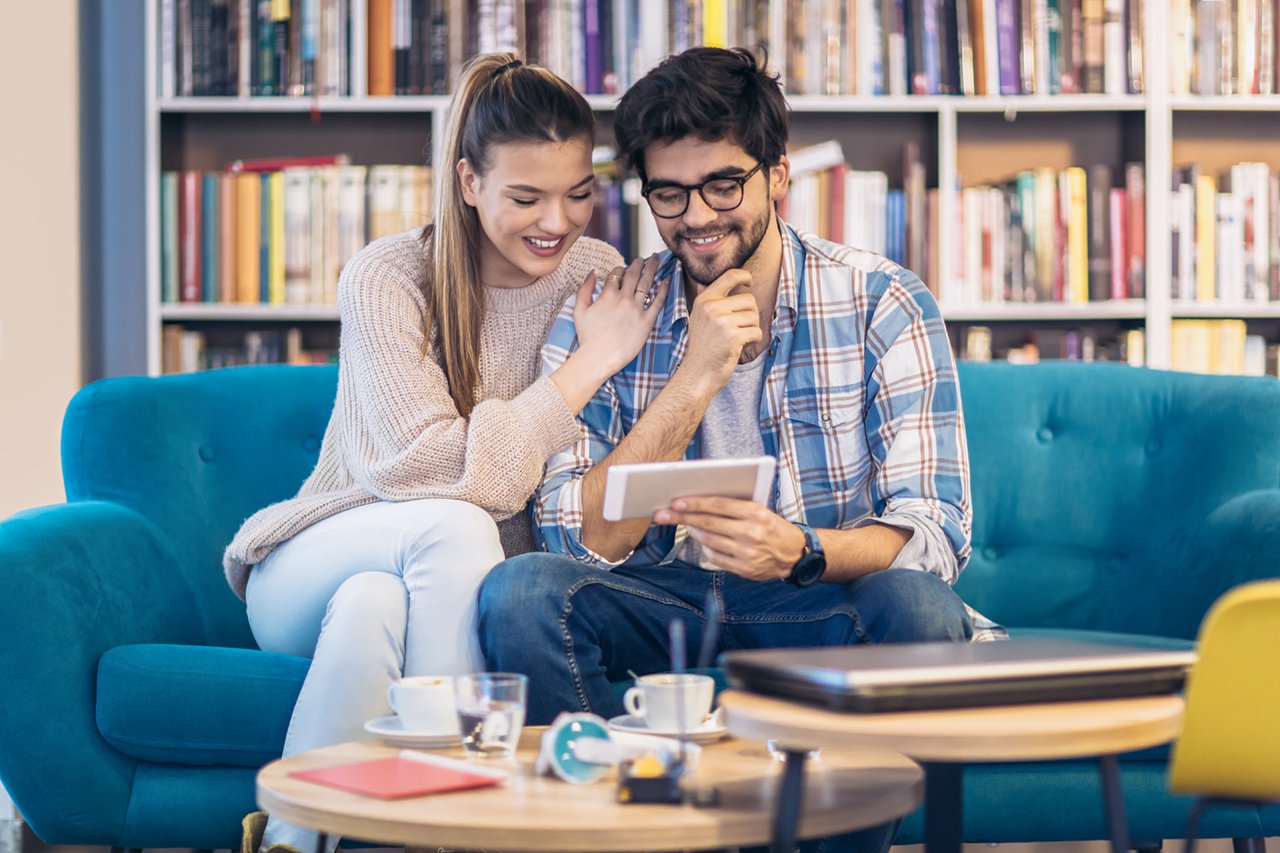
[771, 749, 809, 853]
[1098, 754, 1130, 853]
[921, 762, 963, 853]
[313, 832, 328, 853]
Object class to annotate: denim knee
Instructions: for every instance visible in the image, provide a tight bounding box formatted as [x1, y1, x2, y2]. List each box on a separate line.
[851, 568, 972, 643]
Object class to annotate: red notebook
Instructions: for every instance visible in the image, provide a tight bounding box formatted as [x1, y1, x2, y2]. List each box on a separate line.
[289, 755, 506, 799]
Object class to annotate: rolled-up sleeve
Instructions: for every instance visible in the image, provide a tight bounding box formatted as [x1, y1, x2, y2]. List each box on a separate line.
[860, 269, 972, 582]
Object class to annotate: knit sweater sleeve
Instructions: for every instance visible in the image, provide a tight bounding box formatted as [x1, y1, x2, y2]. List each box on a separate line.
[333, 242, 579, 519]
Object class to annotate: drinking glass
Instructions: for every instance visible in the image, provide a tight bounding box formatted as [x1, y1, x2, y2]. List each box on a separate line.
[454, 673, 527, 759]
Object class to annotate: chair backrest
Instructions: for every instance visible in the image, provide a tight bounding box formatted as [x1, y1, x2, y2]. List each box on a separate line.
[1168, 579, 1280, 801]
[60, 364, 339, 648]
[955, 361, 1280, 638]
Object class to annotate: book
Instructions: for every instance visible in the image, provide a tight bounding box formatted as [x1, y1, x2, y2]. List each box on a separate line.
[227, 153, 351, 173]
[289, 753, 507, 799]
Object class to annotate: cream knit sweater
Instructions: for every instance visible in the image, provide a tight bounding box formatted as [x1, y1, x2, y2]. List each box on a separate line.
[223, 230, 622, 601]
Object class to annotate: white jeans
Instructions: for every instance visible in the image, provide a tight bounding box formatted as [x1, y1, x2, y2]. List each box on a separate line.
[245, 498, 507, 853]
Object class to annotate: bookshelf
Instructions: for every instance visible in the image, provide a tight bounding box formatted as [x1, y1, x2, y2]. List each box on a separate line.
[141, 0, 1280, 376]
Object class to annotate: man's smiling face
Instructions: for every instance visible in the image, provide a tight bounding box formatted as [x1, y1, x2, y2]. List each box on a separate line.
[643, 137, 785, 286]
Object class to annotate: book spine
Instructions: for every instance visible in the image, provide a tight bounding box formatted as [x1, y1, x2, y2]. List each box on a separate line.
[1196, 174, 1218, 302]
[1045, 0, 1061, 94]
[219, 172, 238, 303]
[994, 0, 1020, 92]
[235, 172, 261, 303]
[1101, 0, 1124, 94]
[1124, 0, 1142, 92]
[1087, 164, 1110, 301]
[179, 170, 202, 303]
[1079, 0, 1101, 92]
[283, 168, 313, 304]
[1066, 166, 1087, 304]
[367, 0, 394, 95]
[1124, 162, 1144, 299]
[1271, 170, 1280, 301]
[161, 172, 179, 303]
[269, 170, 286, 304]
[201, 172, 220, 302]
[259, 172, 272, 302]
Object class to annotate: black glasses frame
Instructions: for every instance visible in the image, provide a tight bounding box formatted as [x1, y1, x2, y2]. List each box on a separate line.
[641, 161, 767, 219]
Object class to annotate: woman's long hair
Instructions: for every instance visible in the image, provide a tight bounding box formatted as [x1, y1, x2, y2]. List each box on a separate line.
[421, 53, 595, 418]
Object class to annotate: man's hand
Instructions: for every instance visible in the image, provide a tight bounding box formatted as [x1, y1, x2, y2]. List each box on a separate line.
[679, 270, 761, 395]
[654, 496, 805, 582]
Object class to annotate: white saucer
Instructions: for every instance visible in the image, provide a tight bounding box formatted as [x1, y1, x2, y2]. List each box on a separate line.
[363, 715, 460, 748]
[606, 712, 729, 744]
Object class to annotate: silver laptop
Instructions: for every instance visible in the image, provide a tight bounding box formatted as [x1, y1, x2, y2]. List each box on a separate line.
[721, 637, 1196, 713]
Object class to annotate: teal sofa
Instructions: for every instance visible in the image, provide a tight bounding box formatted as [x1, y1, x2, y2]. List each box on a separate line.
[0, 362, 1278, 850]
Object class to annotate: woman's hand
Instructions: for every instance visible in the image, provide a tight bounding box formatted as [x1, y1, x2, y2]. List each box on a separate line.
[571, 255, 669, 375]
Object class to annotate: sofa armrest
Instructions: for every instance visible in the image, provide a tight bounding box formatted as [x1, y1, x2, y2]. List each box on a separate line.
[0, 500, 205, 844]
[1173, 489, 1280, 639]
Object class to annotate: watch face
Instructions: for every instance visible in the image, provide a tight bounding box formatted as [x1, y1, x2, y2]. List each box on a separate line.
[789, 552, 826, 587]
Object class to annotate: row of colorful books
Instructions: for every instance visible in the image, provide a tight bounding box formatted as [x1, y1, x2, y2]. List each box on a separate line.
[1169, 319, 1280, 375]
[954, 162, 1146, 305]
[778, 140, 1147, 305]
[960, 320, 1280, 376]
[161, 0, 1147, 99]
[161, 326, 338, 373]
[160, 156, 432, 305]
[1170, 161, 1280, 304]
[958, 324, 1146, 364]
[161, 0, 354, 97]
[778, 140, 933, 277]
[160, 147, 637, 305]
[783, 0, 1142, 96]
[1170, 0, 1280, 96]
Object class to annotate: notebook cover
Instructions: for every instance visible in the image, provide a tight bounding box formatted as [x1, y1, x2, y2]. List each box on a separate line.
[289, 756, 504, 799]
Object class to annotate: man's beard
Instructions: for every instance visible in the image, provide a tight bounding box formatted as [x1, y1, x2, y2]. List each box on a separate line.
[674, 209, 772, 286]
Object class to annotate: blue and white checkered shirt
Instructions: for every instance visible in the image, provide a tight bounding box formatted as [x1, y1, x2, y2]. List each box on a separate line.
[534, 221, 1004, 641]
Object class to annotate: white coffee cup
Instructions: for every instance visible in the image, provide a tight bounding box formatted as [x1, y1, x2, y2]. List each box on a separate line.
[622, 673, 715, 731]
[386, 676, 455, 734]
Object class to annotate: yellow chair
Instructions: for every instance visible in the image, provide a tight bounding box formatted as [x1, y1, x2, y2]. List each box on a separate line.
[1169, 579, 1280, 853]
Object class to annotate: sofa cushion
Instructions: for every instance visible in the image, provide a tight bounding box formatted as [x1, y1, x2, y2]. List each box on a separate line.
[97, 644, 308, 767]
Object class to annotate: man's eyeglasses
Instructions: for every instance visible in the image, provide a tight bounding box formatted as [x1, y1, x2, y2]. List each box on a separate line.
[641, 161, 766, 219]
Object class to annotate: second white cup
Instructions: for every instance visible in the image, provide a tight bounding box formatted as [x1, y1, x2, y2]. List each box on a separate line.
[386, 675, 456, 734]
[623, 672, 714, 731]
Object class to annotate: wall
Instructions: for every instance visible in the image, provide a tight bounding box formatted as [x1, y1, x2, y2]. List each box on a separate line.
[0, 0, 82, 518]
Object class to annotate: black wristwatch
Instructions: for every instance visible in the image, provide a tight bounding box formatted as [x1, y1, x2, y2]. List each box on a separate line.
[785, 522, 827, 587]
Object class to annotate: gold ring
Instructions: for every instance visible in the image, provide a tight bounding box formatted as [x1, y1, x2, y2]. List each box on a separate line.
[606, 274, 622, 288]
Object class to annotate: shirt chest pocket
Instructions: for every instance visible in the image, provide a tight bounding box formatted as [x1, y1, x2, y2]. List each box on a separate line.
[782, 385, 870, 504]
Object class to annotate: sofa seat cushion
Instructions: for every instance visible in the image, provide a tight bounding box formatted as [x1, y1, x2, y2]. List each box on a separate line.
[97, 644, 309, 767]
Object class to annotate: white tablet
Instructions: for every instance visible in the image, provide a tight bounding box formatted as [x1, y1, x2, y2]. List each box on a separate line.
[601, 456, 778, 522]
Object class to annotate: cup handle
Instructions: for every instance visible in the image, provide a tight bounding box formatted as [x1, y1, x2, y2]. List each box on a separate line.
[386, 685, 398, 714]
[623, 686, 646, 719]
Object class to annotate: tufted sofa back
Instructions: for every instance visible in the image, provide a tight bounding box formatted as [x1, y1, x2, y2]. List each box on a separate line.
[61, 365, 340, 648]
[60, 361, 1280, 648]
[956, 361, 1280, 639]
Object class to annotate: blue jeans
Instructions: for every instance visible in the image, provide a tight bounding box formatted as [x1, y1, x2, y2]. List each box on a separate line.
[478, 554, 973, 724]
[478, 556, 971, 853]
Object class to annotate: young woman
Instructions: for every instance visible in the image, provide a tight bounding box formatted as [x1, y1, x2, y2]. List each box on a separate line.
[224, 53, 666, 853]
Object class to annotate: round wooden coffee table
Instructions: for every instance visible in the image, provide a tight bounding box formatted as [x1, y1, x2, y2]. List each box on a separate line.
[719, 690, 1185, 853]
[257, 728, 923, 852]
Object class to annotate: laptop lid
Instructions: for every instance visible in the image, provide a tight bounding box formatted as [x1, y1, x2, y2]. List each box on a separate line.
[722, 637, 1197, 713]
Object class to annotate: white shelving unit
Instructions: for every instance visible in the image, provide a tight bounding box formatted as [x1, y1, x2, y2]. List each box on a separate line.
[143, 0, 1280, 375]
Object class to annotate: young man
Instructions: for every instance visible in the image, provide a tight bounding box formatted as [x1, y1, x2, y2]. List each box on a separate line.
[478, 47, 1001, 726]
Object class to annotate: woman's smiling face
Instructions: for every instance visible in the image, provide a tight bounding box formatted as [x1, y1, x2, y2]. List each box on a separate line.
[457, 136, 596, 288]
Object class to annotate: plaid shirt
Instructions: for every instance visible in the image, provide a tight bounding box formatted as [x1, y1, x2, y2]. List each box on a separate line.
[534, 222, 1004, 641]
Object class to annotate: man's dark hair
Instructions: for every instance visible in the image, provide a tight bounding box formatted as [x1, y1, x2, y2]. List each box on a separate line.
[613, 47, 789, 182]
